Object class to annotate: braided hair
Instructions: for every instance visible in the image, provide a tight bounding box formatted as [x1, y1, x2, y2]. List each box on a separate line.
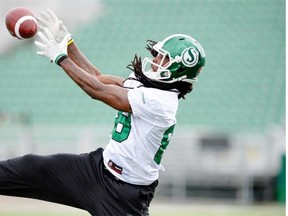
[126, 40, 193, 100]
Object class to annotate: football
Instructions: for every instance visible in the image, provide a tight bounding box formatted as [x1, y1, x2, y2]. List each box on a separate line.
[5, 7, 38, 39]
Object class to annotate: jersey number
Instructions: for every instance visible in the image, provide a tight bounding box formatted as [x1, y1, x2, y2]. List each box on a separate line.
[111, 112, 175, 165]
[111, 111, 132, 142]
[154, 124, 175, 165]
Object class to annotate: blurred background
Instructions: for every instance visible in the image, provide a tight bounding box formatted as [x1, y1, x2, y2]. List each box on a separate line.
[0, 0, 285, 215]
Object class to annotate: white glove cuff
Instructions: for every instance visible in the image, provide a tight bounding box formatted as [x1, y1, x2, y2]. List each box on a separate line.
[54, 54, 68, 65]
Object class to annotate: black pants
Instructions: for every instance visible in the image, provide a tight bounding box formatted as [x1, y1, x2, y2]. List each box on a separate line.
[0, 148, 158, 216]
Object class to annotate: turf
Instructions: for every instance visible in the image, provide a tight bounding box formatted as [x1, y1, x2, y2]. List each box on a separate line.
[0, 205, 285, 216]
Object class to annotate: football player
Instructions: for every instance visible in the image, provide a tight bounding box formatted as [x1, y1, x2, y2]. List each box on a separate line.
[0, 9, 205, 216]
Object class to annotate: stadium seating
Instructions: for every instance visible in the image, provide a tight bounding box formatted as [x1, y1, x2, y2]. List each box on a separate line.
[0, 0, 285, 133]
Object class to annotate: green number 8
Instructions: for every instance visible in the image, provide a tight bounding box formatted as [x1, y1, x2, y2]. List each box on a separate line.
[154, 124, 175, 165]
[111, 111, 175, 165]
[111, 111, 132, 142]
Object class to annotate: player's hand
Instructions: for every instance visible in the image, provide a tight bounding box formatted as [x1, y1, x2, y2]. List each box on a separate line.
[37, 9, 71, 43]
[35, 28, 71, 65]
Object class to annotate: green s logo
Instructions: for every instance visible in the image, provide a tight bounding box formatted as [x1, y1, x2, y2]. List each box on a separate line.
[181, 47, 199, 67]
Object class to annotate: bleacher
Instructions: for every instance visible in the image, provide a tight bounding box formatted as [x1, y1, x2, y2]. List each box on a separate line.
[0, 0, 285, 132]
[0, 0, 285, 202]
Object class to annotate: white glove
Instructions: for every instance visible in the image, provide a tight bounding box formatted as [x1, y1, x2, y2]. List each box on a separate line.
[37, 9, 71, 43]
[35, 28, 71, 65]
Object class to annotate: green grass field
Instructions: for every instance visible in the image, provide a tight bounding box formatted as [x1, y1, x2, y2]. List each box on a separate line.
[0, 200, 285, 216]
[0, 207, 285, 216]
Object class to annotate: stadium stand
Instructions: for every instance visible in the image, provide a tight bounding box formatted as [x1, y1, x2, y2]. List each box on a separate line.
[0, 0, 285, 132]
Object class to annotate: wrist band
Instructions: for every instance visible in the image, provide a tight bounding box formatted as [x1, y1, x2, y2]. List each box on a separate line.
[67, 39, 74, 46]
[55, 54, 68, 66]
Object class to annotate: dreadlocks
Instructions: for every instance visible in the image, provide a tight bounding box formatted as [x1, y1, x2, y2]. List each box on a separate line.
[126, 54, 193, 100]
[145, 39, 158, 57]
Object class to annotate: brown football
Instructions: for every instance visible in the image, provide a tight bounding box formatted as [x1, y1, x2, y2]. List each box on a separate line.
[5, 7, 38, 39]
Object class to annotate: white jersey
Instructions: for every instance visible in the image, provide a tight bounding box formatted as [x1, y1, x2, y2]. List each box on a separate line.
[103, 75, 178, 185]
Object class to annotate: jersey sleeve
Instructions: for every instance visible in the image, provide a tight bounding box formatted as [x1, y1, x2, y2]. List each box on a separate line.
[127, 87, 178, 119]
[127, 87, 155, 118]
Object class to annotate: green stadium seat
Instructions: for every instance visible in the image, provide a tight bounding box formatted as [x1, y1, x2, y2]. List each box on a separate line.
[0, 0, 285, 132]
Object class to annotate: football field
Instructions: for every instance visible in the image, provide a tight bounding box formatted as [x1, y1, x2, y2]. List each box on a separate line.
[0, 196, 285, 216]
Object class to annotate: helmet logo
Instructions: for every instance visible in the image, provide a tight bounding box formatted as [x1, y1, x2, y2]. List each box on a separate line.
[181, 47, 199, 67]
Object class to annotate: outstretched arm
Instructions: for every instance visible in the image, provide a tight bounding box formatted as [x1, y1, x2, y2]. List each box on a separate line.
[59, 58, 131, 112]
[67, 42, 101, 76]
[35, 28, 131, 112]
[68, 42, 125, 86]
[37, 9, 125, 86]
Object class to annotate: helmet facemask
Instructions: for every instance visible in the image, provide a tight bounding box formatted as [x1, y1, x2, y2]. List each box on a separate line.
[142, 42, 183, 83]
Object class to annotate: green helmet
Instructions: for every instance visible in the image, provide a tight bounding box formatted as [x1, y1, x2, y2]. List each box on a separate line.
[142, 34, 206, 84]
